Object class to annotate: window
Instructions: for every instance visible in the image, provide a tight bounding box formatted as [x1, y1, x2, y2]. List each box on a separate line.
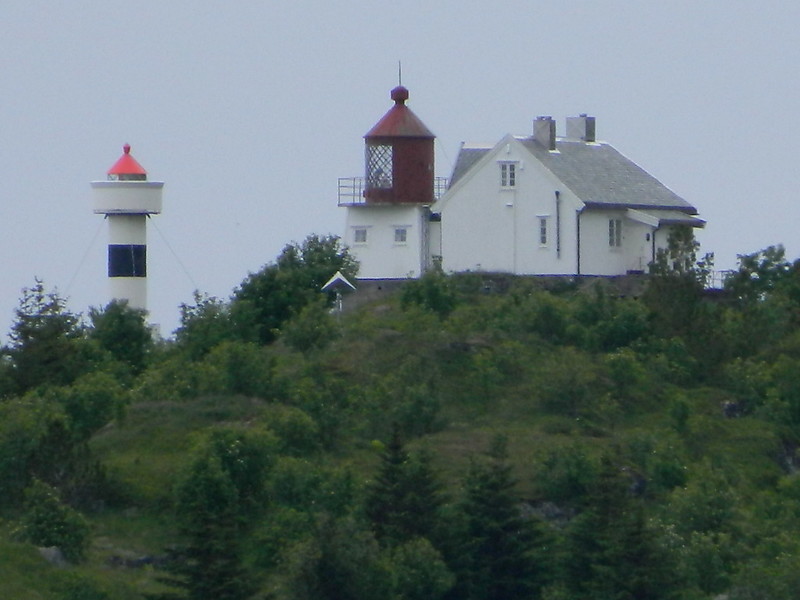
[394, 227, 408, 244]
[539, 217, 548, 245]
[500, 163, 516, 187]
[609, 219, 622, 247]
[354, 228, 367, 244]
[366, 144, 393, 188]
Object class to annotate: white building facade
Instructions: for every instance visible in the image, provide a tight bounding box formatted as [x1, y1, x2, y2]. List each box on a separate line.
[344, 203, 430, 279]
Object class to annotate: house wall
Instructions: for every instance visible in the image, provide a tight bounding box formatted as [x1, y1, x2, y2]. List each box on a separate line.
[344, 204, 427, 279]
[580, 210, 680, 275]
[438, 139, 582, 276]
[623, 220, 656, 273]
[438, 169, 515, 273]
[428, 219, 442, 268]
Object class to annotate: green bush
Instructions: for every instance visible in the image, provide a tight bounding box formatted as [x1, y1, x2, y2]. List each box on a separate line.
[388, 538, 454, 600]
[42, 372, 127, 442]
[280, 298, 339, 354]
[88, 300, 153, 377]
[267, 406, 321, 457]
[14, 479, 90, 563]
[269, 458, 356, 517]
[533, 442, 599, 506]
[203, 341, 276, 399]
[400, 271, 458, 318]
[0, 399, 50, 505]
[131, 352, 222, 402]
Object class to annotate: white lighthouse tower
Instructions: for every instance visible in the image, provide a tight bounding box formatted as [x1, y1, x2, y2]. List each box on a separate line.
[90, 144, 163, 312]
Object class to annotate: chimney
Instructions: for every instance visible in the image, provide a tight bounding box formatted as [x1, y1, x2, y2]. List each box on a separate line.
[534, 116, 556, 150]
[566, 114, 596, 142]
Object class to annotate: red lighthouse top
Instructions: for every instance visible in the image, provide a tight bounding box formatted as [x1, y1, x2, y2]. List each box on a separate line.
[362, 86, 435, 204]
[107, 144, 147, 180]
[364, 86, 434, 139]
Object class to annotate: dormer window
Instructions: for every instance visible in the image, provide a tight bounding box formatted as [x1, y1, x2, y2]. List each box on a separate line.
[500, 162, 516, 188]
[367, 144, 393, 189]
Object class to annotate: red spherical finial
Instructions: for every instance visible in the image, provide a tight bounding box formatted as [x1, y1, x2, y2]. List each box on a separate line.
[123, 143, 131, 154]
[391, 85, 409, 104]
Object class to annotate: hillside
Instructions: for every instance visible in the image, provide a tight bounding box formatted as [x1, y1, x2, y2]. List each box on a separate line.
[2, 238, 800, 600]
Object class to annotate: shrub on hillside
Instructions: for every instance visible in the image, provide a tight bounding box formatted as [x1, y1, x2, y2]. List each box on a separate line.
[204, 341, 277, 399]
[280, 298, 339, 354]
[14, 479, 90, 563]
[400, 271, 458, 318]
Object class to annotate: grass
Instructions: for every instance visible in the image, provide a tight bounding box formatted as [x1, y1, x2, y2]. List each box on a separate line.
[0, 538, 59, 600]
[92, 395, 270, 504]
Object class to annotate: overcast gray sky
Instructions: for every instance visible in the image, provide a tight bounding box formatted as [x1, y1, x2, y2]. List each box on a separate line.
[1, 1, 798, 336]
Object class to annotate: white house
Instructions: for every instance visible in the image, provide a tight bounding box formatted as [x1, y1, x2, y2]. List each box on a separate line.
[433, 115, 703, 276]
[340, 90, 703, 280]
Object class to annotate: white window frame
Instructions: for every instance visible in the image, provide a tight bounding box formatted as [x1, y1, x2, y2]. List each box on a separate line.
[609, 219, 622, 248]
[394, 227, 408, 245]
[500, 162, 516, 188]
[353, 227, 368, 244]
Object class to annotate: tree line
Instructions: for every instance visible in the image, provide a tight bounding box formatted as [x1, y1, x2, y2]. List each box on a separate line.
[2, 230, 800, 599]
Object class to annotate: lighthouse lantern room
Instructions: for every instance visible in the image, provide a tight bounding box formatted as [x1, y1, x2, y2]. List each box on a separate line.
[91, 144, 163, 312]
[363, 85, 435, 205]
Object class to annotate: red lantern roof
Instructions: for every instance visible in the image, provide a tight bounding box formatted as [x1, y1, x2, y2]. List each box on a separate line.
[365, 86, 434, 139]
[107, 144, 147, 177]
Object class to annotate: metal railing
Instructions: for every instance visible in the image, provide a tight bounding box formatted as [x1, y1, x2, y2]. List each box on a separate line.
[338, 177, 449, 206]
[707, 269, 734, 290]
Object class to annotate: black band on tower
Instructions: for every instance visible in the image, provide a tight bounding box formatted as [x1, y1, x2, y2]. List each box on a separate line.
[108, 244, 147, 277]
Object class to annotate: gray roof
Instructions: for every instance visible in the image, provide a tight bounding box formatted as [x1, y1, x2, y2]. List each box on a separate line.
[449, 146, 490, 187]
[449, 137, 698, 214]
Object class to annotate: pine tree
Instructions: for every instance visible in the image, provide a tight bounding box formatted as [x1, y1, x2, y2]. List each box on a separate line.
[563, 452, 675, 600]
[453, 435, 549, 600]
[157, 453, 252, 600]
[282, 514, 390, 600]
[365, 428, 443, 546]
[4, 280, 87, 393]
[183, 456, 249, 599]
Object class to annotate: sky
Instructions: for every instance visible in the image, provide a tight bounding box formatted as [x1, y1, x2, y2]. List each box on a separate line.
[1, 1, 799, 337]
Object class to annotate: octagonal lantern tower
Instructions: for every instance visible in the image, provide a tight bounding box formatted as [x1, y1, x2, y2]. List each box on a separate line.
[90, 144, 163, 312]
[363, 85, 435, 204]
